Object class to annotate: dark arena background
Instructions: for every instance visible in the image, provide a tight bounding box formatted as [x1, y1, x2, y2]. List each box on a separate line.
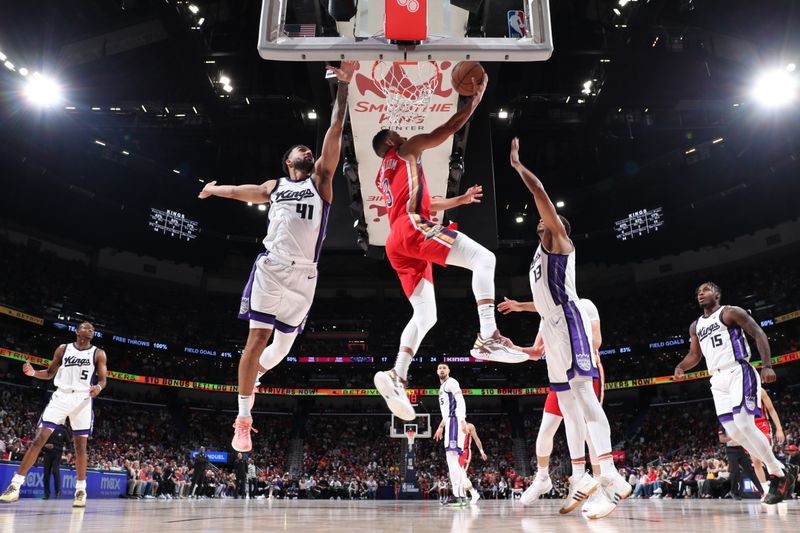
[1, 0, 799, 531]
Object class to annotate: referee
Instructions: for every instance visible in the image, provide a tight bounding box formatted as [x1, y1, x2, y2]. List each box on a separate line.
[42, 427, 67, 499]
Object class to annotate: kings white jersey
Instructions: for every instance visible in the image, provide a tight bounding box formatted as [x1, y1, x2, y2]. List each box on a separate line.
[538, 297, 601, 367]
[530, 243, 579, 318]
[54, 343, 97, 392]
[696, 305, 752, 374]
[263, 177, 330, 263]
[438, 377, 462, 420]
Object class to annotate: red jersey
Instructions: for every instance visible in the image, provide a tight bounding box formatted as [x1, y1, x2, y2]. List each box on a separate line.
[376, 147, 434, 231]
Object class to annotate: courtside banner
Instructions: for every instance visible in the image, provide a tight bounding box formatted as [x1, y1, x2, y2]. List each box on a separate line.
[348, 61, 459, 246]
[2, 347, 796, 396]
[190, 450, 228, 463]
[0, 463, 126, 498]
[0, 304, 44, 325]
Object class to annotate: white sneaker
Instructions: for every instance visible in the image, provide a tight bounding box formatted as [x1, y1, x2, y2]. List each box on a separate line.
[374, 370, 415, 421]
[73, 489, 87, 508]
[0, 483, 20, 503]
[470, 331, 529, 364]
[521, 474, 552, 506]
[581, 472, 631, 520]
[760, 481, 770, 502]
[559, 473, 598, 514]
[470, 490, 481, 505]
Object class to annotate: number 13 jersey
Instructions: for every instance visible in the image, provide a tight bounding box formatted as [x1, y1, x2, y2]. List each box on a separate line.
[264, 177, 330, 263]
[696, 305, 752, 374]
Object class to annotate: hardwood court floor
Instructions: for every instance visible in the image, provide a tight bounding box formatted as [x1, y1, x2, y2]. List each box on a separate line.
[0, 498, 797, 532]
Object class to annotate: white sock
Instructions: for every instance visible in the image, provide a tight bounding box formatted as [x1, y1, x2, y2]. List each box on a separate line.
[12, 474, 24, 486]
[571, 462, 586, 479]
[238, 395, 252, 417]
[537, 466, 549, 478]
[393, 351, 412, 380]
[599, 457, 616, 476]
[477, 304, 496, 339]
[76, 479, 87, 490]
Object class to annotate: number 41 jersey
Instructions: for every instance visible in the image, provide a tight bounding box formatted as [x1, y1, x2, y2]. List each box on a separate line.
[264, 177, 330, 263]
[696, 305, 752, 374]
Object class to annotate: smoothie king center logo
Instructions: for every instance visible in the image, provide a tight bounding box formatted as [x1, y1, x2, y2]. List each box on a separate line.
[353, 61, 454, 126]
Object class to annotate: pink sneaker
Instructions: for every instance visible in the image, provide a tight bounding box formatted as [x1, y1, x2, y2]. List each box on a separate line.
[231, 416, 258, 452]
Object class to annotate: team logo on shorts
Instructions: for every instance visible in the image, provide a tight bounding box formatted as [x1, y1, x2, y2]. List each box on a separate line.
[745, 395, 756, 411]
[239, 297, 250, 315]
[576, 352, 592, 371]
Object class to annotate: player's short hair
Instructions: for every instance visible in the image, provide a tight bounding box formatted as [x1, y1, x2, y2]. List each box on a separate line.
[372, 129, 392, 157]
[558, 215, 571, 236]
[438, 363, 449, 369]
[282, 144, 304, 175]
[78, 321, 93, 328]
[696, 281, 721, 296]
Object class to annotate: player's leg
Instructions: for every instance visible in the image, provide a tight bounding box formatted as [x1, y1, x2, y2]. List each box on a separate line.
[521, 408, 560, 505]
[444, 451, 464, 505]
[72, 435, 88, 507]
[376, 274, 436, 421]
[553, 387, 596, 513]
[752, 457, 769, 496]
[232, 325, 272, 451]
[256, 329, 299, 383]
[440, 232, 526, 362]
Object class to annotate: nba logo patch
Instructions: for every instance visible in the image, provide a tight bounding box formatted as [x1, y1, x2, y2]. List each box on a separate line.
[576, 352, 592, 371]
[507, 10, 526, 38]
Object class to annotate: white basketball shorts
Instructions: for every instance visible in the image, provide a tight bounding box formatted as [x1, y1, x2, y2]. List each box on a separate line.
[710, 361, 763, 420]
[540, 300, 598, 390]
[443, 416, 466, 455]
[39, 389, 94, 436]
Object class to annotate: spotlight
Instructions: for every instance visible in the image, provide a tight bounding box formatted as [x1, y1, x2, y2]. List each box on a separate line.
[619, 0, 630, 5]
[498, 109, 508, 119]
[19, 67, 29, 76]
[0, 52, 5, 61]
[751, 68, 798, 108]
[247, 202, 254, 207]
[23, 76, 62, 107]
[4, 61, 15, 71]
[613, 8, 621, 16]
[222, 84, 233, 93]
[515, 215, 524, 224]
[188, 4, 200, 14]
[172, 169, 181, 174]
[788, 63, 796, 72]
[556, 201, 565, 208]
[307, 110, 317, 119]
[258, 204, 267, 211]
[219, 75, 231, 85]
[197, 17, 205, 26]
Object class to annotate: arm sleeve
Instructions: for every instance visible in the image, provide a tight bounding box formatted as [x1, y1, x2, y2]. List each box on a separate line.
[580, 298, 600, 322]
[450, 379, 466, 421]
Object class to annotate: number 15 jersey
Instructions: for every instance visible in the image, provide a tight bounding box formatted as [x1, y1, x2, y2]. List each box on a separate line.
[696, 305, 752, 374]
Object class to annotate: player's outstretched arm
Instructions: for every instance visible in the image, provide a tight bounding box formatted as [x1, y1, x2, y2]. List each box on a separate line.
[314, 61, 357, 203]
[674, 321, 703, 379]
[197, 179, 276, 204]
[469, 425, 488, 460]
[497, 297, 537, 314]
[509, 138, 571, 253]
[722, 305, 775, 383]
[429, 185, 482, 212]
[398, 74, 488, 159]
[90, 349, 108, 398]
[23, 344, 66, 380]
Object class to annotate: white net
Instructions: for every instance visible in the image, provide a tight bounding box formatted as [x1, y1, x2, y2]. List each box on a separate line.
[371, 61, 440, 130]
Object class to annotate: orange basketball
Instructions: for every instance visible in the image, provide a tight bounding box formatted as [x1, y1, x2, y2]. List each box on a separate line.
[450, 61, 485, 96]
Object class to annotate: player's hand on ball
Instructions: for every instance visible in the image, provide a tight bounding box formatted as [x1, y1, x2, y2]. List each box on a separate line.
[673, 366, 685, 381]
[434, 427, 444, 441]
[460, 185, 482, 205]
[198, 180, 218, 199]
[471, 73, 488, 101]
[22, 362, 35, 376]
[498, 297, 522, 314]
[760, 367, 776, 384]
[89, 385, 102, 398]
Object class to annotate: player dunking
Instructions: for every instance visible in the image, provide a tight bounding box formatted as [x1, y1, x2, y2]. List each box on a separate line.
[674, 282, 796, 504]
[371, 73, 526, 422]
[433, 364, 470, 507]
[499, 297, 606, 508]
[0, 322, 108, 507]
[198, 61, 356, 451]
[508, 138, 629, 519]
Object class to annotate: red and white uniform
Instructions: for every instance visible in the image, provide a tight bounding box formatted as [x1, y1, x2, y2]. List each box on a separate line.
[754, 410, 773, 444]
[459, 431, 473, 469]
[376, 148, 459, 297]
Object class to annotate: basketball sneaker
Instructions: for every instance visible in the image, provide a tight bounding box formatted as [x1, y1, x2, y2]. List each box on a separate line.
[470, 331, 528, 364]
[764, 463, 797, 505]
[470, 489, 481, 505]
[520, 473, 552, 506]
[559, 473, 598, 514]
[581, 472, 631, 520]
[73, 489, 87, 508]
[374, 369, 415, 421]
[0, 483, 20, 503]
[231, 416, 258, 452]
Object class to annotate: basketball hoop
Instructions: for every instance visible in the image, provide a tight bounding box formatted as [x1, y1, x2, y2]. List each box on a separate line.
[371, 61, 440, 130]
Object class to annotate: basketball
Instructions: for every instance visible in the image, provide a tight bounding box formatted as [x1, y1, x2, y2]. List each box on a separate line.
[451, 61, 485, 96]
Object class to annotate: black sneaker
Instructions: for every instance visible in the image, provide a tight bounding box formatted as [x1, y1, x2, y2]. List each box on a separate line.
[441, 496, 459, 506]
[763, 466, 797, 505]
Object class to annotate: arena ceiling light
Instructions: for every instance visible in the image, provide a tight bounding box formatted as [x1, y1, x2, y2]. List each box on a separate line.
[219, 75, 231, 86]
[556, 201, 565, 208]
[258, 204, 267, 211]
[188, 4, 200, 14]
[515, 215, 524, 224]
[787, 63, 796, 72]
[23, 75, 63, 107]
[751, 68, 798, 108]
[497, 109, 508, 119]
[222, 84, 233, 93]
[307, 110, 317, 119]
